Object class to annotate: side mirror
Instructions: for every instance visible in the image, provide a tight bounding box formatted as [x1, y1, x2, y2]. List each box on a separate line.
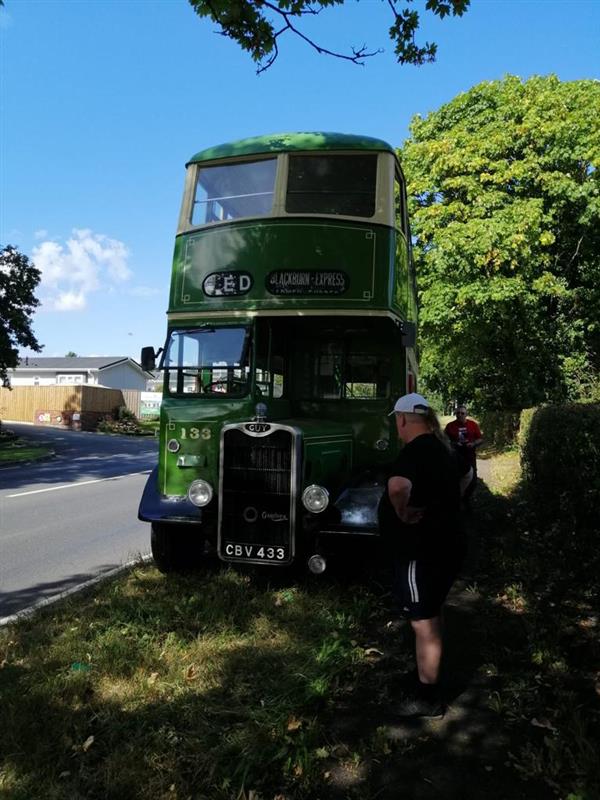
[141, 346, 157, 371]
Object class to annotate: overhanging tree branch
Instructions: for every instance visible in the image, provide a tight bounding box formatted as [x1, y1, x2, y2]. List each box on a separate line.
[257, 1, 381, 72]
[189, 0, 471, 72]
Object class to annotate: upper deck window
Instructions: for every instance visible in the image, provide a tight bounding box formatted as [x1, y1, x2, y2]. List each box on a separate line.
[192, 159, 277, 225]
[286, 155, 377, 217]
[394, 174, 407, 234]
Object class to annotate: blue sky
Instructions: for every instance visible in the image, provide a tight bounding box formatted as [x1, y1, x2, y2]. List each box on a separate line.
[1, 0, 599, 360]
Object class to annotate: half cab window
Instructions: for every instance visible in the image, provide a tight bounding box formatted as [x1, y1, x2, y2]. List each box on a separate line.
[162, 327, 251, 396]
[286, 154, 377, 217]
[192, 159, 277, 225]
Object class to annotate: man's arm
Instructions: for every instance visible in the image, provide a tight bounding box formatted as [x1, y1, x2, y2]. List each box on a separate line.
[388, 476, 424, 524]
[467, 421, 483, 449]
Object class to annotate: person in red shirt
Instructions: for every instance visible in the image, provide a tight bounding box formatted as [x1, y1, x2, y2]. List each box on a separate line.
[444, 405, 483, 503]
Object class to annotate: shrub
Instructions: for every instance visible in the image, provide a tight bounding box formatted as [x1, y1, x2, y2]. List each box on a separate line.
[477, 409, 521, 452]
[114, 405, 137, 422]
[96, 407, 148, 436]
[519, 403, 600, 531]
[0, 422, 16, 440]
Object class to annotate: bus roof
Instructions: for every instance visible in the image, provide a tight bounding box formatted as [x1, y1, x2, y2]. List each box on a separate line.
[188, 132, 395, 165]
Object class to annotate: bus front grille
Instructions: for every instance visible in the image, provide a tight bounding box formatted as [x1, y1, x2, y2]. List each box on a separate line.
[219, 427, 295, 563]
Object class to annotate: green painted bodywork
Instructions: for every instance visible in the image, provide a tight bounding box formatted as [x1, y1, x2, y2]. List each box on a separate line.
[152, 135, 417, 528]
[159, 395, 255, 500]
[158, 393, 397, 500]
[188, 132, 394, 165]
[170, 219, 409, 319]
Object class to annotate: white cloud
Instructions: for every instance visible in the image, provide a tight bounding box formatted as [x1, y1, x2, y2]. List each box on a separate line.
[32, 228, 132, 312]
[34, 229, 48, 240]
[54, 290, 87, 311]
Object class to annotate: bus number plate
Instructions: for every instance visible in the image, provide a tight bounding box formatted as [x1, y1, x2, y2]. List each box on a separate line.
[223, 543, 287, 562]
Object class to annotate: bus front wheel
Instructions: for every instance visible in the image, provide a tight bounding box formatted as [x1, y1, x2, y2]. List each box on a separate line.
[150, 522, 205, 573]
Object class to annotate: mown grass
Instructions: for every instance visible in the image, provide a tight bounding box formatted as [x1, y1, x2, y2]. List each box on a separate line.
[1, 450, 599, 800]
[0, 432, 53, 463]
[0, 566, 381, 800]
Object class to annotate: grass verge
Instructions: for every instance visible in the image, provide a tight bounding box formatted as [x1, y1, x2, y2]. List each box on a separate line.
[0, 431, 53, 464]
[471, 451, 600, 800]
[0, 566, 381, 799]
[1, 451, 598, 799]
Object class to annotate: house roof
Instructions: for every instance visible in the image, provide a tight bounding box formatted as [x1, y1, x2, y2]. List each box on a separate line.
[16, 356, 146, 373]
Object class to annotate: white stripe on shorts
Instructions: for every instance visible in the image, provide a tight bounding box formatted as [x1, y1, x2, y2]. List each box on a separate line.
[408, 560, 419, 603]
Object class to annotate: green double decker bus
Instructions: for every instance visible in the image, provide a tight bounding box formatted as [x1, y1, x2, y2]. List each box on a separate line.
[139, 131, 418, 574]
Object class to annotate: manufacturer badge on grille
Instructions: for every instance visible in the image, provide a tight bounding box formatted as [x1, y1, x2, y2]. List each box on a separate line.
[244, 422, 271, 433]
[242, 506, 258, 523]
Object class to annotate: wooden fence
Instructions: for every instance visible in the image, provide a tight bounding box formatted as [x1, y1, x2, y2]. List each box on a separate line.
[0, 387, 163, 429]
[121, 389, 141, 418]
[0, 386, 125, 430]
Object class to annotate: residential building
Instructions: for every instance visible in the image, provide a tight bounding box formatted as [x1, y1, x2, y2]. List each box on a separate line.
[11, 356, 153, 391]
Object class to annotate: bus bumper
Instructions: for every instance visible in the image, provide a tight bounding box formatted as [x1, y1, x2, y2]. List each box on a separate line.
[138, 466, 208, 524]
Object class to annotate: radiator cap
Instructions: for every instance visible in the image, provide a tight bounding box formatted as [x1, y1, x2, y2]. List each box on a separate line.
[254, 402, 268, 421]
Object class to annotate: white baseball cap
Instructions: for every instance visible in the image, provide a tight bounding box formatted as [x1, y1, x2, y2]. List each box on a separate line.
[388, 392, 430, 416]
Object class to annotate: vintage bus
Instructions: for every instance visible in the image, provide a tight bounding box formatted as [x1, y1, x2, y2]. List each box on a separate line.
[139, 132, 418, 573]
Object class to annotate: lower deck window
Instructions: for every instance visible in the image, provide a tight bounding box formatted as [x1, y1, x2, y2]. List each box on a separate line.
[303, 339, 391, 400]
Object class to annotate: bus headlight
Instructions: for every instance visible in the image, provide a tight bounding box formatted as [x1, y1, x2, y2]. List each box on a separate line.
[302, 484, 329, 513]
[188, 479, 213, 507]
[308, 554, 327, 574]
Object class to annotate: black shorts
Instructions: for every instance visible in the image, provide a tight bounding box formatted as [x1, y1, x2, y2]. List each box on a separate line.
[393, 552, 463, 621]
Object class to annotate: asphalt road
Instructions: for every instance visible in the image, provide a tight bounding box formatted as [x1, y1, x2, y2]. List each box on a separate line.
[0, 423, 158, 621]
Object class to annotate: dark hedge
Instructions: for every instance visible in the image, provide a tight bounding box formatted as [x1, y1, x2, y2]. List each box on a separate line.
[477, 409, 521, 452]
[519, 403, 600, 531]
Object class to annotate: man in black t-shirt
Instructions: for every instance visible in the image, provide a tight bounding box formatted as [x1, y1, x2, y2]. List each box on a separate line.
[379, 392, 464, 719]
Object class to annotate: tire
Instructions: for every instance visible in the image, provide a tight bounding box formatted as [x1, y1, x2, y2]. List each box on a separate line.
[150, 522, 205, 574]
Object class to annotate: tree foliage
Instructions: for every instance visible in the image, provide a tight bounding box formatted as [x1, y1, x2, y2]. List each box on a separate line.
[0, 245, 42, 387]
[401, 75, 600, 410]
[188, 0, 470, 72]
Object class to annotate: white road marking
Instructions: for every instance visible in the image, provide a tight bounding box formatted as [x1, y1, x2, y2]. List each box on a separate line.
[6, 471, 151, 498]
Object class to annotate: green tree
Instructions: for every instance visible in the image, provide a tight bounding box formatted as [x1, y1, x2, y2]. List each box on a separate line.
[188, 0, 469, 72]
[401, 75, 600, 410]
[0, 245, 42, 387]
[65, 351, 78, 357]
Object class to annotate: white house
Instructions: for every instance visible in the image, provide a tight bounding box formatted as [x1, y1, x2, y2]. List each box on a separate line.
[11, 357, 153, 391]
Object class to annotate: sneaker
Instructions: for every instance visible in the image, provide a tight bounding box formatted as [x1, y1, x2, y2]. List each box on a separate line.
[393, 668, 419, 692]
[394, 693, 445, 720]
